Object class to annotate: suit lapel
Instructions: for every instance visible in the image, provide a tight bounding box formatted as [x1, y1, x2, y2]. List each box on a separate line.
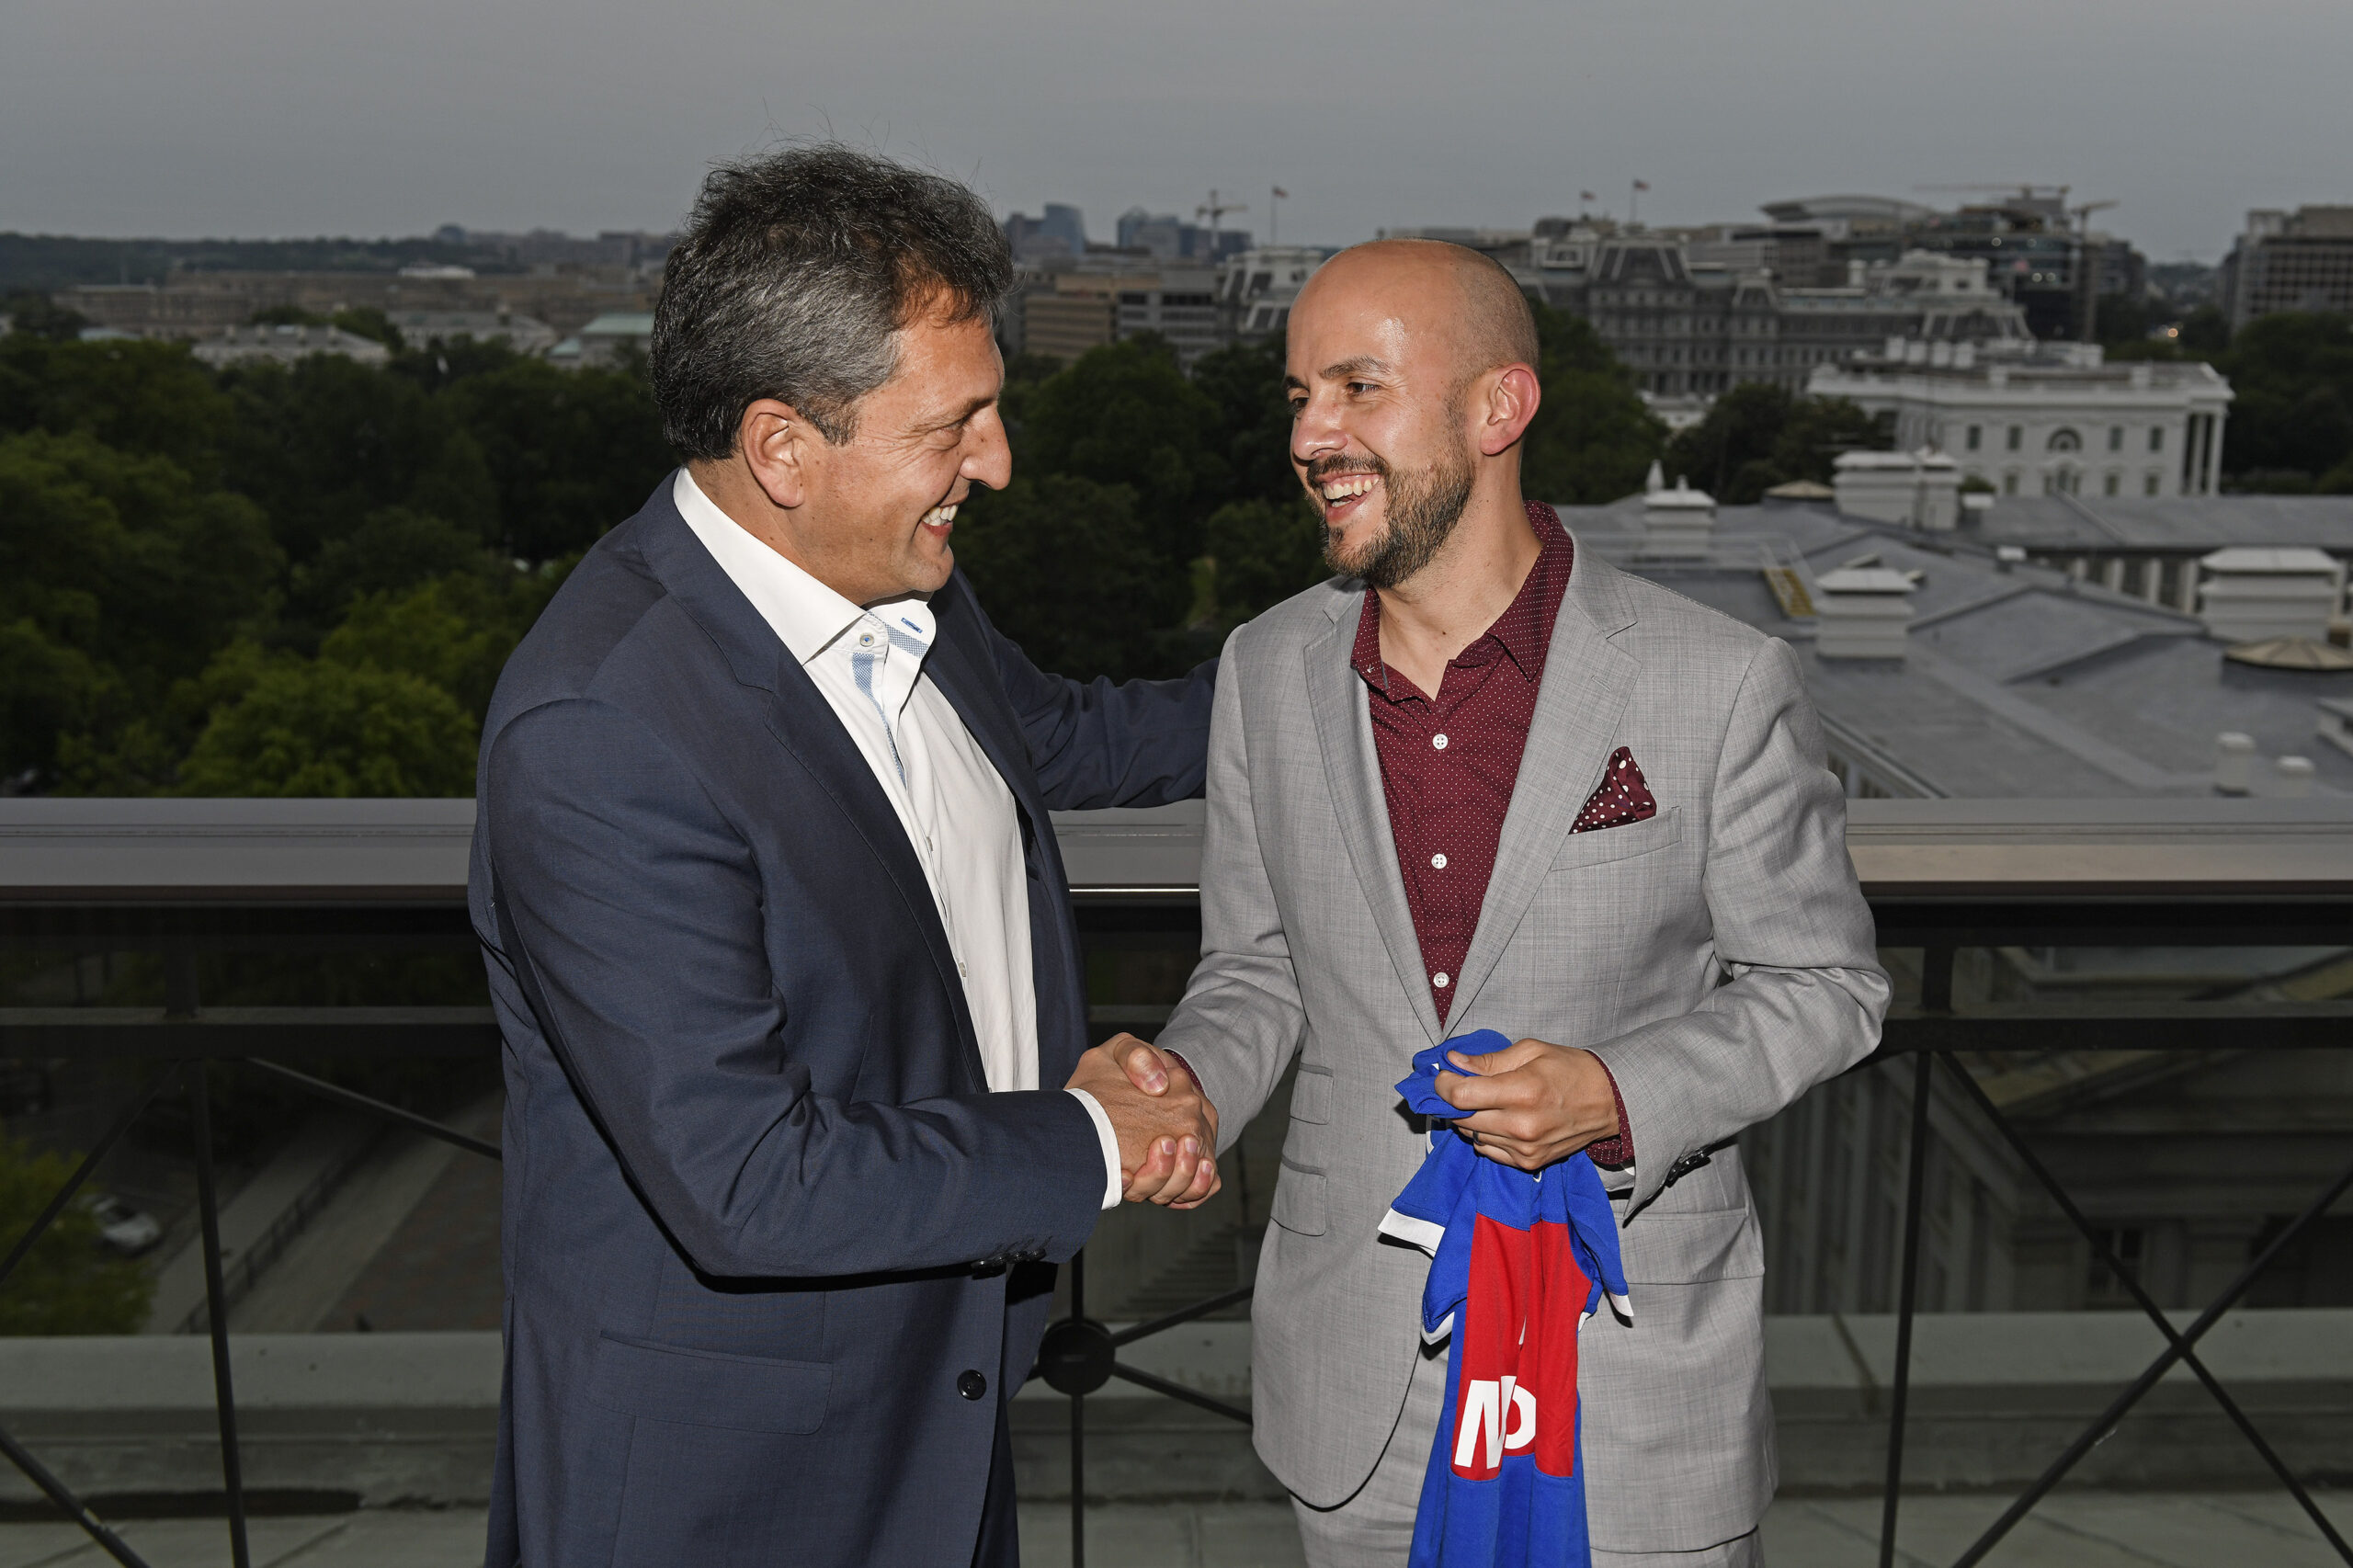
[1446, 538, 1643, 1027]
[1304, 591, 1444, 1047]
[636, 494, 989, 1093]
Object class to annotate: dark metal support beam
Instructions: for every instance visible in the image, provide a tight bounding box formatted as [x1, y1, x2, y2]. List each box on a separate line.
[188, 1062, 253, 1568]
[237, 1058, 502, 1161]
[0, 1421, 153, 1568]
[1878, 959, 1943, 1568]
[0, 1063, 177, 1293]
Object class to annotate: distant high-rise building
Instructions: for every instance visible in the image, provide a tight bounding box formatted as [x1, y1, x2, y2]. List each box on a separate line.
[1115, 209, 1253, 264]
[1004, 204, 1088, 263]
[2220, 207, 2353, 332]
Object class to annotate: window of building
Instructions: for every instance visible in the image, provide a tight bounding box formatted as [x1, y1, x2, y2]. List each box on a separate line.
[2104, 472, 2120, 495]
[2144, 472, 2162, 495]
[2108, 426, 2124, 451]
[1966, 425, 1982, 451]
[2049, 428, 2083, 453]
[2006, 426, 2023, 451]
[2086, 1227, 2148, 1304]
[2003, 472, 2019, 494]
[2149, 426, 2165, 453]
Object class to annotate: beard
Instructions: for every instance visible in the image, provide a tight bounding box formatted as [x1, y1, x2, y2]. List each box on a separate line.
[1317, 439, 1478, 590]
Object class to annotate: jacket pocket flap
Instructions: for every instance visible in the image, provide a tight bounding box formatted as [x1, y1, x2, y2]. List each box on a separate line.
[588, 1333, 831, 1434]
[1290, 1065, 1332, 1125]
[1550, 806, 1682, 870]
[1270, 1159, 1327, 1236]
[1618, 1205, 1763, 1284]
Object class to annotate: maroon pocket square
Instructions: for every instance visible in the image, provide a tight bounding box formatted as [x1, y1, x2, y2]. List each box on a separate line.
[1571, 747, 1658, 833]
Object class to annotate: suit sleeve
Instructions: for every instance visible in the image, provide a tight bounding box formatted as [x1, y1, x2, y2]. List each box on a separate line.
[482, 697, 1106, 1279]
[1147, 631, 1307, 1151]
[1584, 637, 1891, 1214]
[961, 574, 1218, 811]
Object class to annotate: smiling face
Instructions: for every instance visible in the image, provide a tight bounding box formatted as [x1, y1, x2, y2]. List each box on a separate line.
[747, 305, 1013, 605]
[1286, 248, 1489, 587]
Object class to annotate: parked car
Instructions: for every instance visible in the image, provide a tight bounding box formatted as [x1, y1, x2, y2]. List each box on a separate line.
[85, 1195, 163, 1256]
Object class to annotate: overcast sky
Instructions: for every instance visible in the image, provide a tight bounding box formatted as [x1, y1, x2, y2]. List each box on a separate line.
[6, 0, 2347, 264]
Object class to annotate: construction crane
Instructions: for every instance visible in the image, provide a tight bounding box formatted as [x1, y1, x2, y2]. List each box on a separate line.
[1197, 189, 1247, 261]
[2069, 199, 2120, 343]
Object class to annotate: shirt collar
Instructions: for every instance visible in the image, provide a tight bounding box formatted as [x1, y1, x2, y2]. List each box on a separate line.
[671, 468, 934, 665]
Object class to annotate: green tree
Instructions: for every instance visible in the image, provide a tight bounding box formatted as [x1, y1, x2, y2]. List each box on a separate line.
[1189, 337, 1299, 507]
[323, 574, 537, 722]
[176, 648, 478, 797]
[0, 431, 280, 783]
[0, 1138, 156, 1335]
[1664, 382, 1890, 503]
[0, 335, 234, 483]
[440, 358, 674, 563]
[952, 474, 1190, 682]
[1518, 303, 1667, 505]
[330, 308, 404, 351]
[1015, 336, 1230, 568]
[5, 293, 89, 343]
[2215, 312, 2353, 483]
[1206, 497, 1328, 632]
[249, 304, 330, 327]
[218, 353, 498, 566]
[287, 507, 503, 638]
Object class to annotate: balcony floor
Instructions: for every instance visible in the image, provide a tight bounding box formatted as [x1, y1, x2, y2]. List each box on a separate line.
[5, 1492, 2349, 1567]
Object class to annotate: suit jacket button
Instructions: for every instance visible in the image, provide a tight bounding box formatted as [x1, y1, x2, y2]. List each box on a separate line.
[958, 1369, 988, 1401]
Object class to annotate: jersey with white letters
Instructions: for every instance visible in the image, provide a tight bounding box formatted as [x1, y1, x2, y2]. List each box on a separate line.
[1381, 1034, 1632, 1568]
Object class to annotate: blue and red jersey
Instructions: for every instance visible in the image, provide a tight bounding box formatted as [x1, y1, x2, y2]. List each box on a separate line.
[1380, 1033, 1632, 1568]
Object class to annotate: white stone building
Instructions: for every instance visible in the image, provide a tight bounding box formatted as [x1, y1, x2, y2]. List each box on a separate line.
[1216, 247, 1327, 342]
[189, 324, 392, 369]
[1809, 340, 2233, 500]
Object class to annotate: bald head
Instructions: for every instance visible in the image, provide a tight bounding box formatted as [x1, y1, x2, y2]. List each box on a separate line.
[1301, 239, 1540, 381]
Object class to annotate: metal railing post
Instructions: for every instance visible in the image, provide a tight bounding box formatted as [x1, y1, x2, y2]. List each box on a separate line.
[188, 1060, 253, 1568]
[1879, 946, 1949, 1568]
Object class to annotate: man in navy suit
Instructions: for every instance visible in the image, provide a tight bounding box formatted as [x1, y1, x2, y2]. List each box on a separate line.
[468, 145, 1221, 1567]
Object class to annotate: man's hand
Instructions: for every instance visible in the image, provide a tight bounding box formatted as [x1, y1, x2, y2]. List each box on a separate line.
[1432, 1037, 1619, 1171]
[1068, 1034, 1221, 1208]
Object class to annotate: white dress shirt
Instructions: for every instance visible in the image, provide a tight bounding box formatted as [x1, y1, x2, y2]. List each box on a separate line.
[674, 471, 1121, 1208]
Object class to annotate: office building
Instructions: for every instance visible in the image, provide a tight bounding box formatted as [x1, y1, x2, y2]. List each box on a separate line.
[1004, 205, 1088, 263]
[545, 312, 653, 369]
[381, 311, 557, 355]
[1524, 231, 2029, 397]
[188, 324, 391, 369]
[1217, 246, 1327, 342]
[1114, 210, 1251, 265]
[1808, 338, 2233, 499]
[2221, 206, 2353, 332]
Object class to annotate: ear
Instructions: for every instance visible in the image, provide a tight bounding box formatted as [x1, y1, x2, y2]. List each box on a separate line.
[738, 398, 814, 510]
[1475, 364, 1542, 458]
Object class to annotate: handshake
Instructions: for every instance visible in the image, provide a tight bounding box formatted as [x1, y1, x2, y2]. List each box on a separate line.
[1067, 1034, 1222, 1210]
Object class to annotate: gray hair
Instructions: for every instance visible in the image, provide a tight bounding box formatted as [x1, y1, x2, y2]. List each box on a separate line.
[650, 144, 1013, 459]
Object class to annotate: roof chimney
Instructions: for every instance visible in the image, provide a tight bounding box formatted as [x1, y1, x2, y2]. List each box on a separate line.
[1643, 459, 1665, 496]
[2197, 547, 2344, 644]
[1641, 478, 1716, 557]
[2275, 756, 2317, 800]
[1813, 566, 1916, 660]
[1833, 449, 1961, 531]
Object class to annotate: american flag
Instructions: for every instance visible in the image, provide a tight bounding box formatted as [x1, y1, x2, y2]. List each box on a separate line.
[1632, 179, 1650, 192]
[1579, 190, 1597, 202]
[1272, 187, 1290, 199]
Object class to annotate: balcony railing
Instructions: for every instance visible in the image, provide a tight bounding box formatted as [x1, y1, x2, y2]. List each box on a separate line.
[2, 796, 2349, 1568]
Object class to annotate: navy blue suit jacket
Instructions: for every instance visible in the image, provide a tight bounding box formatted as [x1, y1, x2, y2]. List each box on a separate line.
[468, 479, 1213, 1566]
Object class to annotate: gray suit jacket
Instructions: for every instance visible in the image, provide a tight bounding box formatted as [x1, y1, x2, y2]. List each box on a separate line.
[1154, 538, 1889, 1552]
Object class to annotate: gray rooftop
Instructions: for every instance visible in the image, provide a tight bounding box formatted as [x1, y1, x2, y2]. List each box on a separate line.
[1557, 495, 2353, 799]
[1951, 494, 2353, 555]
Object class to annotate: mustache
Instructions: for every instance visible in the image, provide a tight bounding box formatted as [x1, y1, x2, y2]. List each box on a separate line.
[1305, 453, 1389, 486]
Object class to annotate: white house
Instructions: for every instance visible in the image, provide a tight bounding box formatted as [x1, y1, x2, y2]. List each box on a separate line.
[1810, 339, 2234, 500]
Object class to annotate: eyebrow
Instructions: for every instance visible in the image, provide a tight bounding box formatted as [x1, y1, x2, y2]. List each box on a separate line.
[1284, 356, 1396, 394]
[922, 392, 996, 431]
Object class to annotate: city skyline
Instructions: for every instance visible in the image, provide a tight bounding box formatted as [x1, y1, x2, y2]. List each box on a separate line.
[6, 0, 2351, 264]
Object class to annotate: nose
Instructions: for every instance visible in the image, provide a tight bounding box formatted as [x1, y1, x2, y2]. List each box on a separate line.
[1291, 390, 1347, 470]
[964, 406, 1014, 493]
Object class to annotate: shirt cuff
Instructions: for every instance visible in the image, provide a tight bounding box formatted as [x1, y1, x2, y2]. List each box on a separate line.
[1585, 1059, 1635, 1169]
[1067, 1088, 1123, 1210]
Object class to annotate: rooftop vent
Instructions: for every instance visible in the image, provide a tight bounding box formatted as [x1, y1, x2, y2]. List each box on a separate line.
[2214, 732, 2256, 796]
[2275, 756, 2317, 800]
[2198, 547, 2345, 644]
[1833, 449, 1961, 531]
[1641, 478, 1716, 557]
[1813, 566, 1916, 660]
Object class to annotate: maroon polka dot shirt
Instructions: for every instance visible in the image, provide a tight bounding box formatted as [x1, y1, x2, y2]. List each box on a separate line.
[1351, 502, 1645, 1166]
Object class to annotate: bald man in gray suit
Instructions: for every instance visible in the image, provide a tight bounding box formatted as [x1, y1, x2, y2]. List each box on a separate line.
[1129, 242, 1889, 1565]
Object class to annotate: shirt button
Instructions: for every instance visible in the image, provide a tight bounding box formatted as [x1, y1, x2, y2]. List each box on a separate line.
[1430, 853, 1448, 869]
[1433, 972, 1450, 989]
[858, 632, 875, 646]
[1431, 733, 1449, 750]
[958, 1369, 988, 1401]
